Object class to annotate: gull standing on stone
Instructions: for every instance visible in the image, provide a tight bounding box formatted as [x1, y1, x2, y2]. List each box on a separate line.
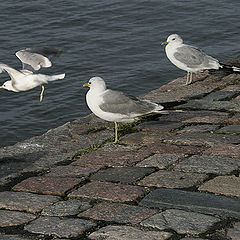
[83, 77, 164, 143]
[0, 47, 65, 101]
[161, 34, 240, 85]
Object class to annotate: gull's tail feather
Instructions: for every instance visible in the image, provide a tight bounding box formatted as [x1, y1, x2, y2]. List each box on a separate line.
[154, 104, 164, 113]
[220, 63, 240, 72]
[48, 73, 66, 81]
[232, 66, 240, 72]
[36, 73, 65, 84]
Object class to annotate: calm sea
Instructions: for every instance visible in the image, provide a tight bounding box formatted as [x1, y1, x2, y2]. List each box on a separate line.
[0, 0, 239, 147]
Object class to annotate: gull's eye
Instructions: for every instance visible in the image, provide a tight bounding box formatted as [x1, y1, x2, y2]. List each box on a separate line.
[172, 38, 176, 41]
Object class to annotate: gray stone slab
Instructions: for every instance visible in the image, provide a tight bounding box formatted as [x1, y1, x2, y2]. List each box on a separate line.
[0, 235, 33, 240]
[0, 210, 36, 227]
[78, 202, 157, 224]
[142, 73, 223, 104]
[175, 99, 240, 112]
[227, 221, 240, 240]
[42, 199, 91, 216]
[89, 225, 172, 240]
[198, 176, 240, 198]
[0, 191, 60, 213]
[177, 124, 219, 134]
[174, 155, 240, 174]
[165, 132, 240, 146]
[181, 238, 209, 240]
[136, 154, 185, 169]
[141, 209, 220, 234]
[140, 188, 240, 219]
[24, 216, 96, 238]
[45, 165, 100, 177]
[138, 170, 208, 189]
[216, 124, 240, 134]
[203, 91, 239, 101]
[90, 166, 155, 184]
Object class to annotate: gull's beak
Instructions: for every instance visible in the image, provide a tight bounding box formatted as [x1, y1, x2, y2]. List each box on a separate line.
[83, 83, 89, 87]
[0, 86, 3, 89]
[161, 41, 168, 45]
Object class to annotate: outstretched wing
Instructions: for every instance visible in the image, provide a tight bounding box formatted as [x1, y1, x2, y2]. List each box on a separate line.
[99, 89, 159, 115]
[16, 48, 53, 72]
[0, 62, 24, 83]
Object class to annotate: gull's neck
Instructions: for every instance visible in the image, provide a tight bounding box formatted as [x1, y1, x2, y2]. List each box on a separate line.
[90, 85, 107, 95]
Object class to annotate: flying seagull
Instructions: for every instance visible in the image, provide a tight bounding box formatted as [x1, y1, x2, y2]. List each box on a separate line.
[162, 34, 240, 85]
[83, 77, 164, 143]
[0, 47, 65, 101]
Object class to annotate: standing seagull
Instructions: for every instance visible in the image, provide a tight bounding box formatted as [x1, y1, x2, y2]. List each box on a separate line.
[161, 34, 240, 85]
[83, 77, 164, 143]
[0, 47, 65, 101]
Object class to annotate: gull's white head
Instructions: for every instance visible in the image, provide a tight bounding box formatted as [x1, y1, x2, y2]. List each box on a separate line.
[83, 77, 107, 92]
[162, 34, 183, 45]
[0, 81, 15, 91]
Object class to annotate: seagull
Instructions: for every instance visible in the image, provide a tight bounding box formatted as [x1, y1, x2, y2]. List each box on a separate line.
[161, 34, 240, 85]
[0, 47, 65, 101]
[83, 77, 164, 143]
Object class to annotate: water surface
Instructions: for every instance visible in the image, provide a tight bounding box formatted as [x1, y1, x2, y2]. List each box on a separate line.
[0, 0, 239, 147]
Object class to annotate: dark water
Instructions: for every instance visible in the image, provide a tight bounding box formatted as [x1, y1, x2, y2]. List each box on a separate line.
[0, 0, 239, 147]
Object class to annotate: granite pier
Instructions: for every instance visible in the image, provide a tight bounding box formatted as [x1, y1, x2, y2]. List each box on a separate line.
[0, 57, 240, 240]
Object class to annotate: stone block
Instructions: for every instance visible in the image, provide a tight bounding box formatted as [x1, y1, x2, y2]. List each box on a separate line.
[203, 91, 239, 101]
[174, 155, 240, 174]
[177, 124, 219, 134]
[45, 165, 100, 177]
[165, 132, 240, 147]
[216, 124, 240, 134]
[175, 99, 240, 113]
[182, 112, 228, 124]
[203, 144, 240, 158]
[224, 113, 240, 125]
[140, 188, 240, 219]
[227, 222, 240, 240]
[141, 209, 220, 234]
[72, 150, 151, 167]
[136, 154, 185, 169]
[12, 177, 84, 196]
[89, 225, 172, 240]
[42, 199, 91, 216]
[0, 210, 35, 227]
[90, 166, 154, 184]
[198, 176, 240, 197]
[24, 216, 96, 238]
[68, 181, 145, 202]
[0, 191, 60, 213]
[0, 235, 33, 240]
[142, 143, 203, 155]
[120, 131, 169, 145]
[136, 120, 183, 132]
[138, 170, 208, 189]
[78, 202, 157, 224]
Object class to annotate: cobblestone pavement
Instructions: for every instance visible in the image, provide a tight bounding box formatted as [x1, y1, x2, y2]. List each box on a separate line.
[0, 58, 240, 239]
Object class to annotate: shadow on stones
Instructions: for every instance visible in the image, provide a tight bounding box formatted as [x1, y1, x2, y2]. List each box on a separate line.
[0, 151, 46, 179]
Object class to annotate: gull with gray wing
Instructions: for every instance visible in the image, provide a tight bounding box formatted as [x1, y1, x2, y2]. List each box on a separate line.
[83, 77, 164, 143]
[162, 34, 240, 85]
[0, 47, 65, 101]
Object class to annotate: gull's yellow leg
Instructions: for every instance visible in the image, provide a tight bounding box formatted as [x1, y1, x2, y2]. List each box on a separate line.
[185, 72, 193, 85]
[40, 85, 45, 102]
[189, 72, 193, 84]
[114, 122, 118, 143]
[185, 72, 190, 85]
